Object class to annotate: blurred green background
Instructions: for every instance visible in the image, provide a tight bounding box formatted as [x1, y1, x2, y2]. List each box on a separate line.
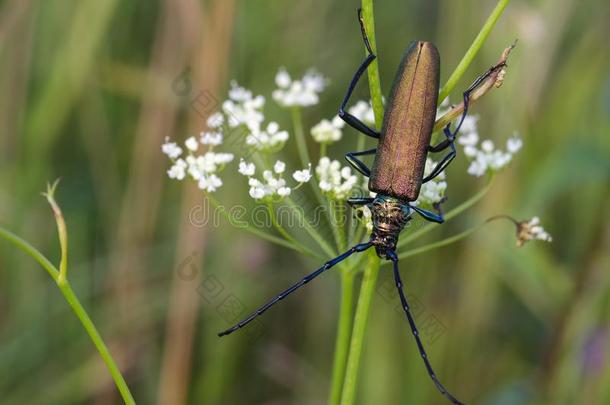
[1, 0, 609, 404]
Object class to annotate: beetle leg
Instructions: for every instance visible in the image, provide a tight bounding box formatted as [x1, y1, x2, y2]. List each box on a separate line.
[217, 242, 373, 337]
[428, 125, 455, 153]
[345, 148, 376, 177]
[388, 251, 465, 405]
[423, 130, 456, 183]
[338, 9, 381, 139]
[347, 197, 374, 207]
[426, 62, 505, 171]
[409, 204, 444, 223]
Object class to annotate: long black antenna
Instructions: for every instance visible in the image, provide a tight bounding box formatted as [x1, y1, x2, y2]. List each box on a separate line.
[218, 242, 373, 337]
[388, 251, 466, 405]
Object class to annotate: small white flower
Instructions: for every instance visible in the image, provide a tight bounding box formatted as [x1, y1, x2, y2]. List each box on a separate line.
[507, 135, 523, 153]
[458, 130, 479, 147]
[457, 116, 523, 177]
[415, 158, 447, 206]
[275, 68, 292, 88]
[274, 160, 286, 174]
[249, 187, 265, 200]
[200, 131, 223, 146]
[481, 140, 494, 153]
[273, 68, 327, 107]
[206, 112, 224, 129]
[198, 174, 223, 193]
[348, 100, 376, 125]
[311, 116, 344, 143]
[245, 121, 289, 152]
[316, 157, 359, 200]
[167, 159, 187, 180]
[238, 159, 256, 176]
[277, 187, 291, 197]
[228, 81, 253, 102]
[459, 115, 479, 135]
[185, 136, 199, 152]
[359, 205, 374, 231]
[162, 138, 183, 159]
[293, 164, 312, 183]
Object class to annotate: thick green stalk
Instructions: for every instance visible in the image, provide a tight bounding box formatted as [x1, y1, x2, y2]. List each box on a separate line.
[360, 1, 384, 126]
[340, 250, 380, 405]
[0, 227, 135, 404]
[437, 0, 511, 103]
[338, 3, 384, 404]
[328, 270, 356, 405]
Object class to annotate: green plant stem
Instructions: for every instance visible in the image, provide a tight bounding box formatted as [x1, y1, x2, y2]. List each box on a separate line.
[57, 279, 135, 404]
[340, 249, 380, 405]
[0, 227, 135, 405]
[320, 142, 327, 159]
[337, 4, 384, 404]
[328, 270, 356, 405]
[397, 174, 495, 249]
[360, 1, 383, 126]
[437, 0, 511, 103]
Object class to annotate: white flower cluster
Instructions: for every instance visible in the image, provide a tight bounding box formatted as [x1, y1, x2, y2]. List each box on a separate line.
[216, 81, 290, 152]
[516, 216, 553, 246]
[311, 115, 345, 143]
[238, 159, 312, 201]
[245, 121, 289, 152]
[222, 81, 265, 130]
[457, 116, 523, 177]
[347, 100, 376, 126]
[315, 157, 360, 200]
[416, 158, 448, 206]
[162, 136, 234, 192]
[272, 68, 327, 107]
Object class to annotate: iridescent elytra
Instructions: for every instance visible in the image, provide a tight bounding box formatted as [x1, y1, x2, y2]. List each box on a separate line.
[369, 41, 440, 201]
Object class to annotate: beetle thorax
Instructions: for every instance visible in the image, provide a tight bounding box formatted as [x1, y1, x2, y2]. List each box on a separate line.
[369, 196, 412, 257]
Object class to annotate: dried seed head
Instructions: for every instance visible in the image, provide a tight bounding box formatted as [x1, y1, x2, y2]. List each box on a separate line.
[515, 216, 553, 247]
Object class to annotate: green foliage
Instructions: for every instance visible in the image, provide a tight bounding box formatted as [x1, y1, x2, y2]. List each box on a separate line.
[1, 0, 609, 404]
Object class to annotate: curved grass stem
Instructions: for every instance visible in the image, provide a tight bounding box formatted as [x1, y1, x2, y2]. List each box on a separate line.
[437, 0, 511, 103]
[0, 196, 135, 405]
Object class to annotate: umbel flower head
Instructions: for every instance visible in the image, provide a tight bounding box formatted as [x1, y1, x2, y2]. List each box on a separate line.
[457, 114, 523, 177]
[273, 68, 328, 107]
[238, 159, 312, 201]
[162, 135, 234, 193]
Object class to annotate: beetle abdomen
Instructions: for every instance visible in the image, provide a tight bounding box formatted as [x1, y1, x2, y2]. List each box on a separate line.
[369, 41, 440, 201]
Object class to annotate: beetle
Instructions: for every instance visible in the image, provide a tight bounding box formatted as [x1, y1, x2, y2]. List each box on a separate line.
[219, 9, 507, 405]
